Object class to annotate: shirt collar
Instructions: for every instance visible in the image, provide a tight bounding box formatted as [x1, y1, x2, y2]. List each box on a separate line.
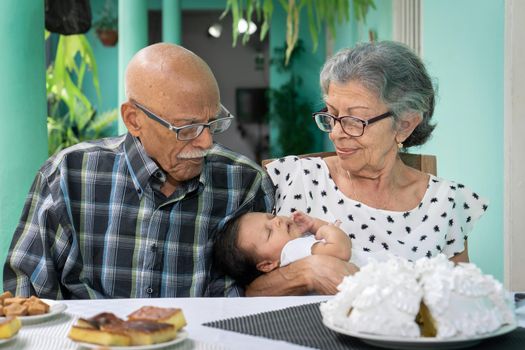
[123, 134, 161, 195]
[123, 133, 208, 197]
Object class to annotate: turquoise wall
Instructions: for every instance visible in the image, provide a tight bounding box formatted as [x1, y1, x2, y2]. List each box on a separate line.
[420, 0, 504, 280]
[0, 0, 49, 289]
[333, 0, 393, 50]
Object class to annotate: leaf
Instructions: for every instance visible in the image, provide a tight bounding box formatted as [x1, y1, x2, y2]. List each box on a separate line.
[305, 0, 318, 52]
[221, 0, 376, 65]
[285, 1, 301, 65]
[231, 0, 240, 46]
[46, 32, 103, 155]
[79, 35, 101, 100]
[284, 0, 295, 65]
[260, 0, 273, 40]
[242, 0, 254, 44]
[85, 108, 119, 139]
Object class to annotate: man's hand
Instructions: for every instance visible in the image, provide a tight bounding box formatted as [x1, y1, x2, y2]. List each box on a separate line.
[246, 255, 359, 296]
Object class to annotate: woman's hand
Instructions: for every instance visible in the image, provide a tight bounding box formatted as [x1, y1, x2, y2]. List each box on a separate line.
[304, 255, 359, 294]
[245, 255, 359, 296]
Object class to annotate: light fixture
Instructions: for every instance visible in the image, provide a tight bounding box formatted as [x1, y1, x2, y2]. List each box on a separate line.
[237, 18, 257, 35]
[208, 23, 222, 38]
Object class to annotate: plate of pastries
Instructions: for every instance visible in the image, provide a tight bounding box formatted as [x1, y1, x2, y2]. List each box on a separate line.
[0, 291, 66, 325]
[68, 306, 188, 349]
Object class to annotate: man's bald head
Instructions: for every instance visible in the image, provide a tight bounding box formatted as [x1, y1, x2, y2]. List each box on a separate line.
[125, 43, 220, 114]
[121, 44, 221, 191]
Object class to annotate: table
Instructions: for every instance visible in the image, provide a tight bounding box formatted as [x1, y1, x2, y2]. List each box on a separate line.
[4, 295, 525, 350]
[4, 296, 329, 349]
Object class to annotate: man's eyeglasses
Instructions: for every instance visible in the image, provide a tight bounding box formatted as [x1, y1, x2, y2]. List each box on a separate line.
[133, 101, 234, 141]
[312, 108, 393, 137]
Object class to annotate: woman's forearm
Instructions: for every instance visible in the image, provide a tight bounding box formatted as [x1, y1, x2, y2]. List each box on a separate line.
[450, 241, 469, 264]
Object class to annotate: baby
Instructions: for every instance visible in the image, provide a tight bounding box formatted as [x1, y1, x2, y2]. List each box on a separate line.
[214, 211, 352, 286]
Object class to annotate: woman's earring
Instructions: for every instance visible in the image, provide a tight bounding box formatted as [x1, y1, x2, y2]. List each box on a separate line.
[397, 142, 404, 149]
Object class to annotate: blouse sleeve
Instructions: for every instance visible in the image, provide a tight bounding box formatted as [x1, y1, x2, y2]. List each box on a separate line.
[266, 156, 309, 215]
[442, 182, 489, 257]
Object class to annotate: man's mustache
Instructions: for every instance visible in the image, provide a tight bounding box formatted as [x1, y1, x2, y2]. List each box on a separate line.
[177, 149, 210, 159]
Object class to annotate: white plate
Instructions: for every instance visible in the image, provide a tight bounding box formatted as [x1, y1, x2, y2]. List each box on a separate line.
[322, 319, 518, 350]
[73, 330, 189, 350]
[2, 299, 67, 325]
[0, 333, 18, 344]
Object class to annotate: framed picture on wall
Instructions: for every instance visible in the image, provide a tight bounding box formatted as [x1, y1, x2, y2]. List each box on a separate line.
[235, 87, 268, 123]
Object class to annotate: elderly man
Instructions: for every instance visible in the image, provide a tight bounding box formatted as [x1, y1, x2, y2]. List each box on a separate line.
[3, 43, 275, 299]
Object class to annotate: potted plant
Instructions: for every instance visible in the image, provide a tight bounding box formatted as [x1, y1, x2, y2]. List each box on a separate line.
[93, 0, 118, 46]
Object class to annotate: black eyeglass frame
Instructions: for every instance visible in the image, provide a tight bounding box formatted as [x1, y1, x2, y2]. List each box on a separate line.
[132, 101, 234, 141]
[312, 107, 393, 137]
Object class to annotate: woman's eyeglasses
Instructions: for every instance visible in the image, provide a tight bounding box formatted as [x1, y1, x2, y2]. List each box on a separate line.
[312, 108, 393, 137]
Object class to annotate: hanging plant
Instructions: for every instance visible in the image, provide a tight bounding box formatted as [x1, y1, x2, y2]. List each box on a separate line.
[221, 0, 375, 65]
[93, 0, 118, 46]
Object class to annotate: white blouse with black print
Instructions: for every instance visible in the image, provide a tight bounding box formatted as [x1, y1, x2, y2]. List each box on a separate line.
[267, 156, 488, 261]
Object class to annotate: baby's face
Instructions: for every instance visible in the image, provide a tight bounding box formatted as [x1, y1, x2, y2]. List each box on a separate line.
[237, 212, 304, 263]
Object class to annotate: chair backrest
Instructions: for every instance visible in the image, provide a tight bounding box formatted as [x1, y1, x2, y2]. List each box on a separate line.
[262, 152, 437, 175]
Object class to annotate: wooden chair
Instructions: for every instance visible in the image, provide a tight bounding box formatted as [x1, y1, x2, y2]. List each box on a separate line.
[262, 151, 437, 175]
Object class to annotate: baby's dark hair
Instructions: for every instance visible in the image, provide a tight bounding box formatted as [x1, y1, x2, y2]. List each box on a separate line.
[214, 215, 263, 286]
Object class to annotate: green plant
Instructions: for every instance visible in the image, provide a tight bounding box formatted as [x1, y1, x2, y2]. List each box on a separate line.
[222, 0, 375, 64]
[46, 31, 117, 155]
[270, 40, 319, 157]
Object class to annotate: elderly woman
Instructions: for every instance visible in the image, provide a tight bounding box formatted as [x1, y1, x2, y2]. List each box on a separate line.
[246, 41, 488, 296]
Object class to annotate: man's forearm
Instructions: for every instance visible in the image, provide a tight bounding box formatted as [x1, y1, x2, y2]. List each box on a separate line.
[245, 260, 310, 296]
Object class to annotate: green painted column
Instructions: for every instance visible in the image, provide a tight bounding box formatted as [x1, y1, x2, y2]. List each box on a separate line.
[118, 0, 148, 134]
[0, 0, 48, 284]
[162, 0, 182, 44]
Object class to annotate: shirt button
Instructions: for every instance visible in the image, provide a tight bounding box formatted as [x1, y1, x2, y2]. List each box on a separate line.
[137, 188, 142, 194]
[151, 243, 157, 252]
[155, 171, 163, 178]
[146, 287, 153, 294]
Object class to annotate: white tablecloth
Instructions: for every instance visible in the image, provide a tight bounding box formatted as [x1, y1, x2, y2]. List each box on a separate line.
[3, 295, 525, 350]
[5, 296, 330, 350]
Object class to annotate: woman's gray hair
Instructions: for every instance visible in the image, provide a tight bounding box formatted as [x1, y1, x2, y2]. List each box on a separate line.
[320, 41, 436, 148]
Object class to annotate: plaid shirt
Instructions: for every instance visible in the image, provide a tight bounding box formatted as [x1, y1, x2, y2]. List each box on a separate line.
[3, 134, 274, 299]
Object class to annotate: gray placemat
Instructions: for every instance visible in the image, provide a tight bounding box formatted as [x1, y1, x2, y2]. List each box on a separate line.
[203, 302, 525, 350]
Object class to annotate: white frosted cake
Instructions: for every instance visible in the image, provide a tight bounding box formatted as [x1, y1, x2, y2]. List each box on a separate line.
[320, 254, 515, 339]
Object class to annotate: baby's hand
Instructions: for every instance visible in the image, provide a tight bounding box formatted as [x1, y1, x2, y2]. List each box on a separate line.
[315, 222, 347, 243]
[291, 211, 315, 234]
